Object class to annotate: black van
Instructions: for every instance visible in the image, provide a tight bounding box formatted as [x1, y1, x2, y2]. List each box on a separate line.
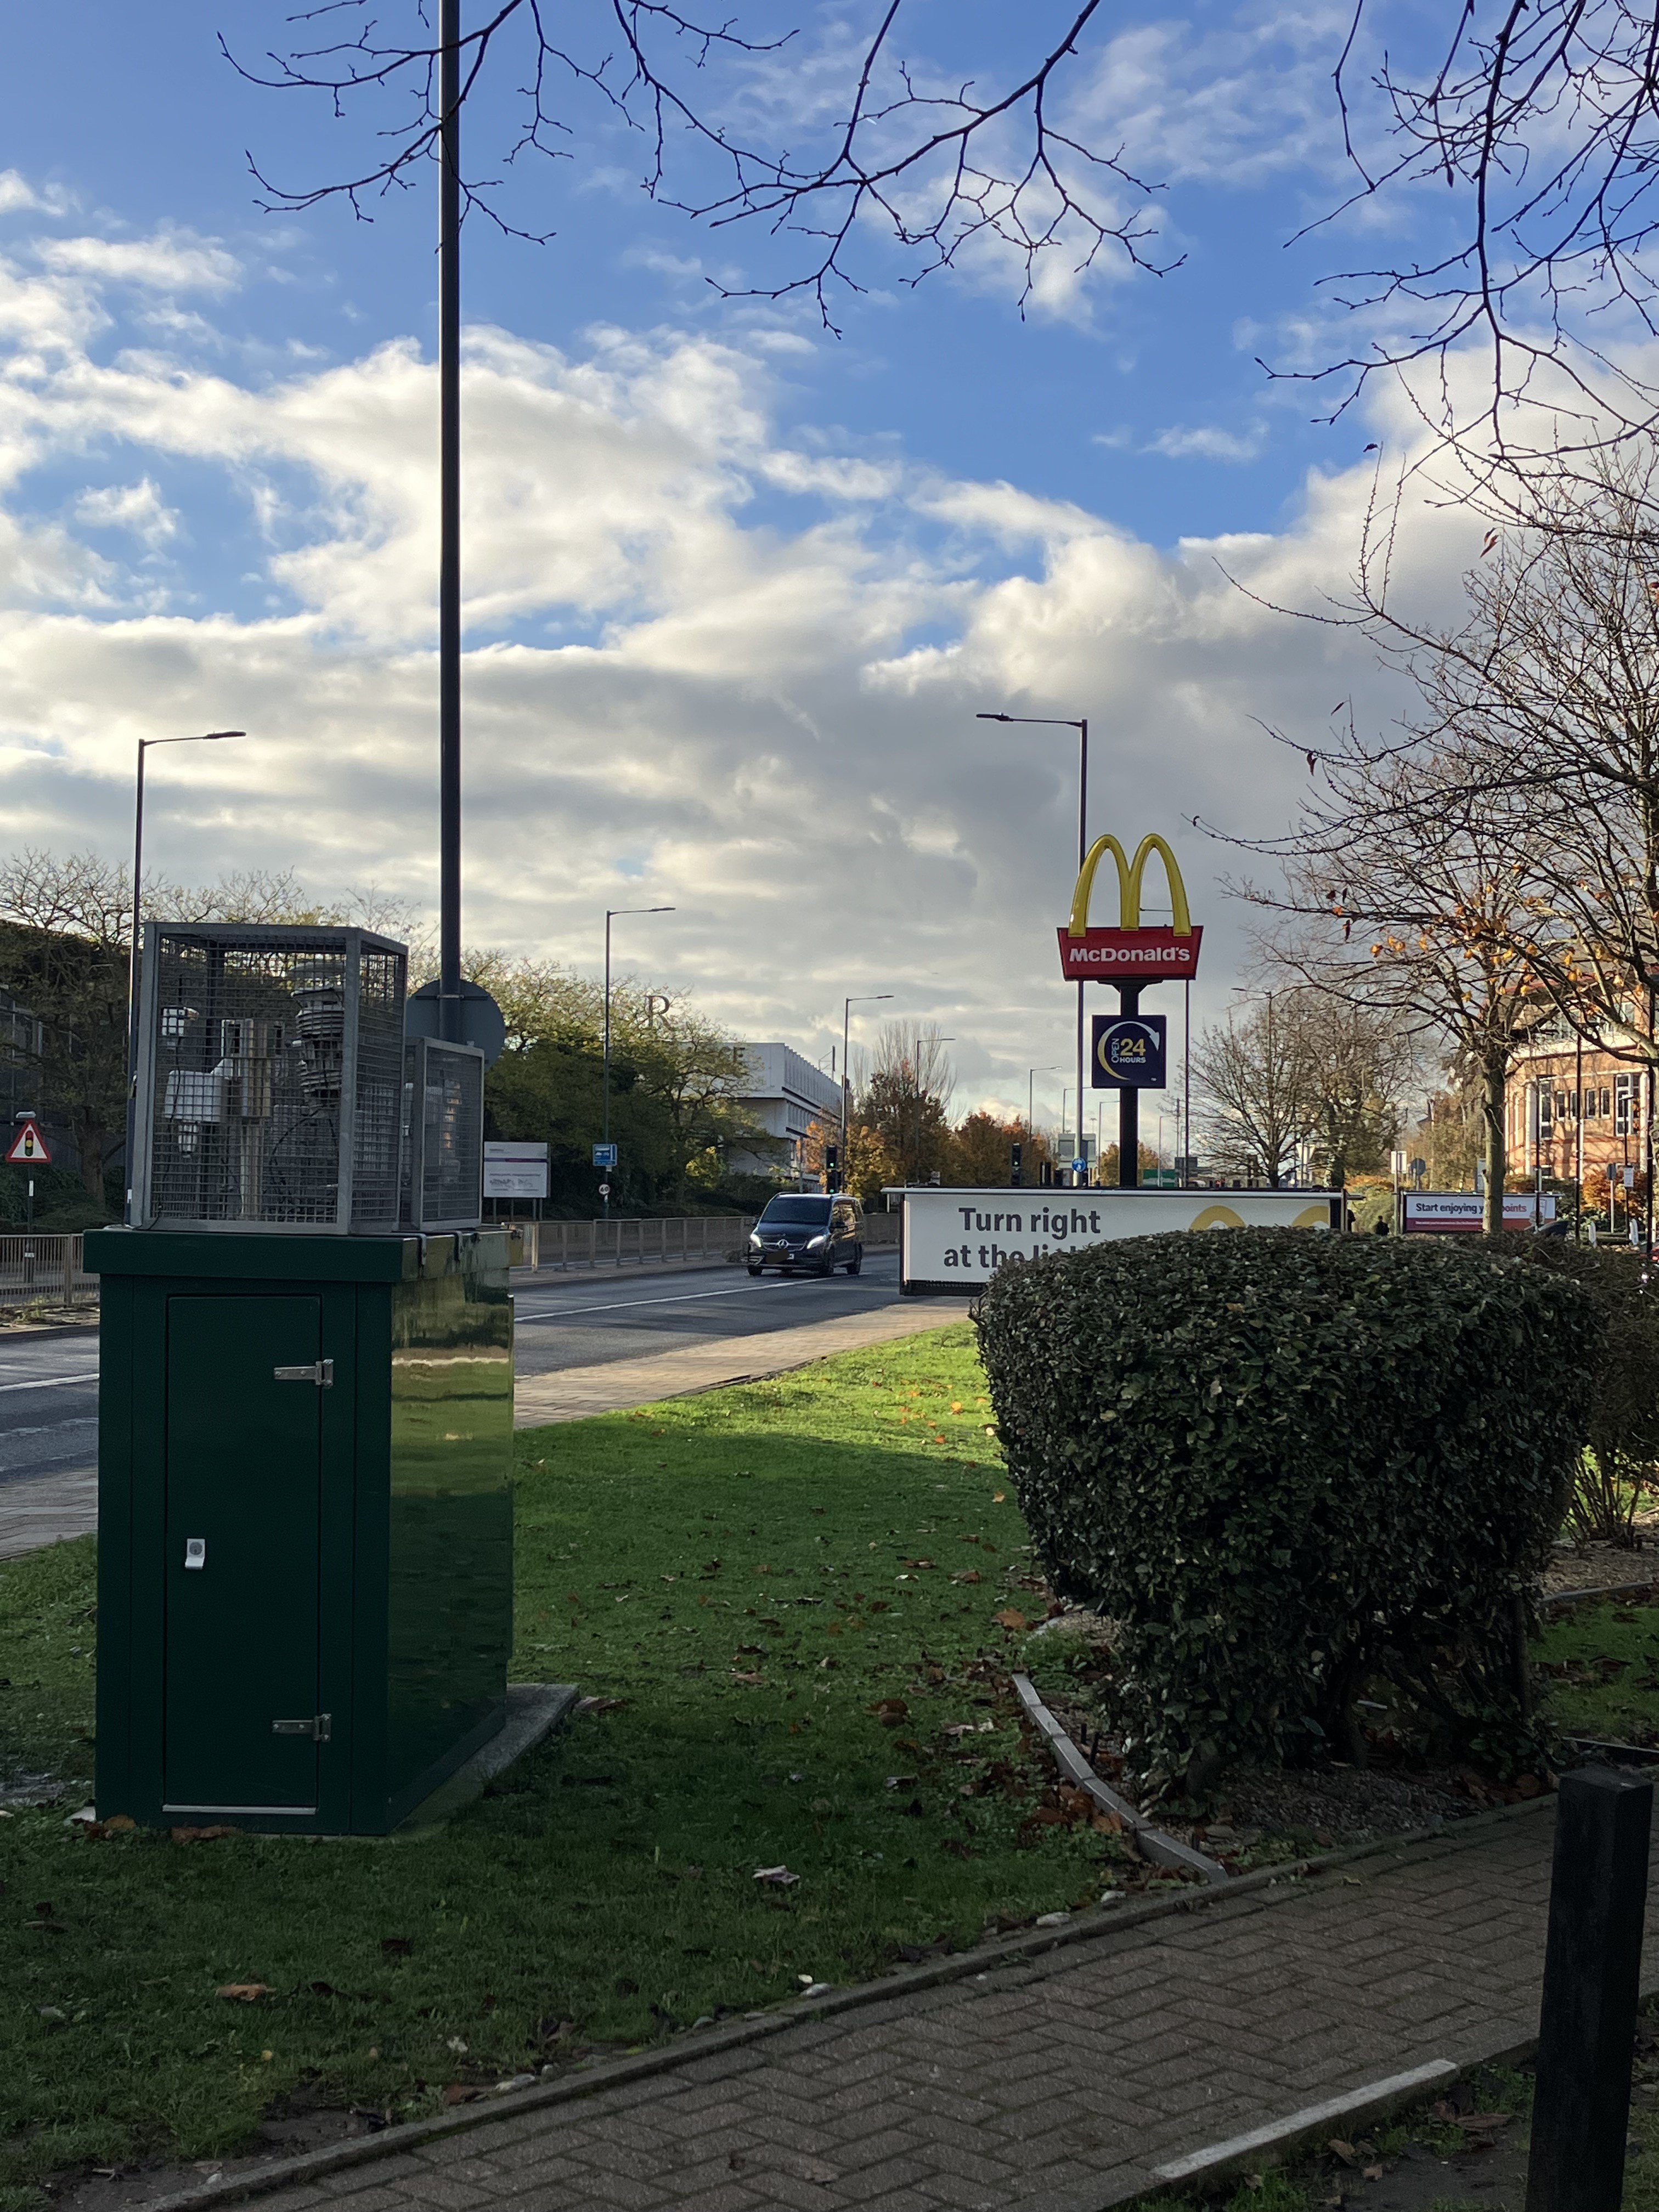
[747, 1193, 865, 1276]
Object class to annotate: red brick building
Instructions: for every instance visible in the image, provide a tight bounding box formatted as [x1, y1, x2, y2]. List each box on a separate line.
[1504, 1022, 1649, 1192]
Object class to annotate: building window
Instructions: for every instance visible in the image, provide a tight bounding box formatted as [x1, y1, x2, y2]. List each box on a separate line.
[1539, 1087, 1554, 1137]
[1617, 1075, 1634, 1137]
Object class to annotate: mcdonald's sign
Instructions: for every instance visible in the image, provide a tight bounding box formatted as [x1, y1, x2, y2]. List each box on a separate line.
[1056, 832, 1202, 983]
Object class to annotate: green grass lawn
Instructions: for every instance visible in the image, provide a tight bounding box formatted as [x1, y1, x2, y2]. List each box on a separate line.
[1533, 1597, 1659, 1747]
[0, 1323, 1138, 2207]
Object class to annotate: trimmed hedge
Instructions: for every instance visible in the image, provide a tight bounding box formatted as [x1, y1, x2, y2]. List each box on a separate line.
[975, 1228, 1596, 1792]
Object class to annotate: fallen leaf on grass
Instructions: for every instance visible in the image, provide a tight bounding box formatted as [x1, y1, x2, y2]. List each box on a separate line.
[1328, 2141, 1357, 2166]
[172, 1825, 236, 1844]
[1454, 2113, 1512, 2132]
[574, 1696, 628, 1716]
[443, 2085, 481, 2106]
[1362, 2167, 1384, 2182]
[994, 1609, 1030, 1632]
[731, 1671, 766, 1686]
[951, 1570, 982, 1585]
[753, 1865, 800, 1886]
[380, 1937, 414, 1957]
[216, 1984, 273, 2003]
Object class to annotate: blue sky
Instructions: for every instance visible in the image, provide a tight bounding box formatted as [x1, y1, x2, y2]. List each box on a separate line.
[0, 0, 1480, 1128]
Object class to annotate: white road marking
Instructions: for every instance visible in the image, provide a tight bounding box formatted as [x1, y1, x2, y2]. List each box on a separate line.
[520, 1256, 898, 1318]
[515, 1269, 893, 1325]
[0, 1374, 95, 1394]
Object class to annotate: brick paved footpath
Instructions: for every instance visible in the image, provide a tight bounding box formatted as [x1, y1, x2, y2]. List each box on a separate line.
[235, 1797, 1651, 2212]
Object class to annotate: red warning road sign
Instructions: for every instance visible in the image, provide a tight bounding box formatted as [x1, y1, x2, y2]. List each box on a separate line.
[5, 1118, 50, 1166]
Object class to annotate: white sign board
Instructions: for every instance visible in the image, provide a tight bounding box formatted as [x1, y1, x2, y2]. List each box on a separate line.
[1401, 1190, 1556, 1233]
[897, 1185, 1339, 1293]
[483, 1141, 549, 1200]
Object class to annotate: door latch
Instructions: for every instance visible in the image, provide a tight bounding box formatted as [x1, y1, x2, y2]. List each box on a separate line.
[272, 1714, 331, 1741]
[273, 1359, 334, 1387]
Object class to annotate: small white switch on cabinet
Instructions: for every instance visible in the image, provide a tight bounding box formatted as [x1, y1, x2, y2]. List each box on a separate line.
[184, 1538, 206, 1571]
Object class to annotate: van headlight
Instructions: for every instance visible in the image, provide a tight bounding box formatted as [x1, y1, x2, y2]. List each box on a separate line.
[806, 1234, 830, 1250]
[749, 1232, 763, 1246]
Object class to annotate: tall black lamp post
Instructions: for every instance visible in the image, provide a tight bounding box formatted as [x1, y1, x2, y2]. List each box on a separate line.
[978, 711, 1089, 1186]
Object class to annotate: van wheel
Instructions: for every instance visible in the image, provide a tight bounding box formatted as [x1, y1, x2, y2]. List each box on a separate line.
[845, 1247, 862, 1276]
[747, 1263, 763, 1276]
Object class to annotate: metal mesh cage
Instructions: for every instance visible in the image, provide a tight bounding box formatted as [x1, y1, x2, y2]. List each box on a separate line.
[133, 924, 409, 1234]
[402, 1036, 484, 1231]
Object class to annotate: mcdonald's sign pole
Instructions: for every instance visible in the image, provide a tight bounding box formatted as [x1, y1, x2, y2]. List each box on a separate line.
[1059, 834, 1201, 1188]
[978, 712, 1089, 1183]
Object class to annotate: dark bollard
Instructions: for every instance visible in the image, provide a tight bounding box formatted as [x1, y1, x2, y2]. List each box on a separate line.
[1525, 1765, 1653, 2212]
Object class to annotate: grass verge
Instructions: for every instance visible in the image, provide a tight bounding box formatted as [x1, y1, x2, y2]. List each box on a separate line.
[0, 1322, 1144, 2204]
[1533, 1596, 1659, 1746]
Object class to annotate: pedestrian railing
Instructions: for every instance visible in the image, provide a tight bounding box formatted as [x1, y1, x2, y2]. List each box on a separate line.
[509, 1215, 758, 1273]
[0, 1233, 97, 1308]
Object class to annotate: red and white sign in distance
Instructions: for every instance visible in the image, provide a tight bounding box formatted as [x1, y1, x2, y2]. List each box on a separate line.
[1057, 925, 1203, 984]
[4, 1117, 50, 1166]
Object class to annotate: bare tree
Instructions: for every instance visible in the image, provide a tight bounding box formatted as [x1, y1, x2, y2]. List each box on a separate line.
[1226, 739, 1549, 1230]
[1294, 0, 1659, 453]
[1192, 998, 1312, 1188]
[224, 2, 1174, 326]
[859, 1022, 956, 1183]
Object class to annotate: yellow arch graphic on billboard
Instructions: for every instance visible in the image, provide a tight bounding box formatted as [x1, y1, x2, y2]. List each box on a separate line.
[1186, 1203, 1246, 1231]
[1068, 834, 1193, 938]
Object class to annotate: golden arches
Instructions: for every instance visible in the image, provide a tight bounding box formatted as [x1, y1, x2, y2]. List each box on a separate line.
[1186, 1203, 1246, 1232]
[1068, 833, 1192, 938]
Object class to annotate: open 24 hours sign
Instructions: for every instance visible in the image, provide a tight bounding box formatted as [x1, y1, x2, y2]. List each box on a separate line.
[895, 1185, 1342, 1294]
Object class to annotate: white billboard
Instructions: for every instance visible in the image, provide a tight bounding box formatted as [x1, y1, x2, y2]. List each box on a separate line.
[1401, 1190, 1556, 1233]
[483, 1141, 549, 1200]
[898, 1186, 1340, 1293]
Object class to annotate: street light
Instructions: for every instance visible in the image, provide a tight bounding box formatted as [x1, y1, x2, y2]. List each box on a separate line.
[603, 905, 675, 1217]
[1028, 1065, 1056, 1135]
[126, 729, 247, 1223]
[842, 993, 894, 1166]
[979, 710, 1090, 1186]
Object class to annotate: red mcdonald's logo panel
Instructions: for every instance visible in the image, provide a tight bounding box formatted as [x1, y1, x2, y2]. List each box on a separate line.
[1057, 924, 1203, 982]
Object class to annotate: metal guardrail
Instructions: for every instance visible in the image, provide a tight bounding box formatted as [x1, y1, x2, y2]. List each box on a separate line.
[0, 1233, 97, 1308]
[503, 1209, 901, 1271]
[507, 1216, 758, 1272]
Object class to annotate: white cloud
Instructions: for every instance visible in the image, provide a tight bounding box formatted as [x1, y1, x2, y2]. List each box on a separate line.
[37, 228, 241, 295]
[1144, 422, 1267, 462]
[73, 478, 179, 546]
[0, 219, 1489, 1116]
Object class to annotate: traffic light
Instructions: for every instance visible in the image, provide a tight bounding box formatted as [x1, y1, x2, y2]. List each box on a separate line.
[825, 1143, 840, 1193]
[1010, 1142, 1023, 1187]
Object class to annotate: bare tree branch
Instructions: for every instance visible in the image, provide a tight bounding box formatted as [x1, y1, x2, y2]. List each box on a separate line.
[223, 1, 1173, 328]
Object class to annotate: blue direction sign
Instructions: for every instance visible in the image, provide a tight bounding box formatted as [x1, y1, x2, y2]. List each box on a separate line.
[1091, 1013, 1167, 1089]
[592, 1142, 618, 1169]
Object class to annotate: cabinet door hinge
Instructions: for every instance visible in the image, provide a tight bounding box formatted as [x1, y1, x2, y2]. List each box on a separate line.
[273, 1359, 334, 1387]
[271, 1714, 332, 1741]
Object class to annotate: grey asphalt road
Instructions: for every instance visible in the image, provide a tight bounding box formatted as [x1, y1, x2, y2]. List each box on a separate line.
[511, 1247, 904, 1376]
[0, 1251, 907, 1489]
[0, 1332, 99, 1489]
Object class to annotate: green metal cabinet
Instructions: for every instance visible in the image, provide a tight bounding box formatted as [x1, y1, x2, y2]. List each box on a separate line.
[87, 1228, 514, 1834]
